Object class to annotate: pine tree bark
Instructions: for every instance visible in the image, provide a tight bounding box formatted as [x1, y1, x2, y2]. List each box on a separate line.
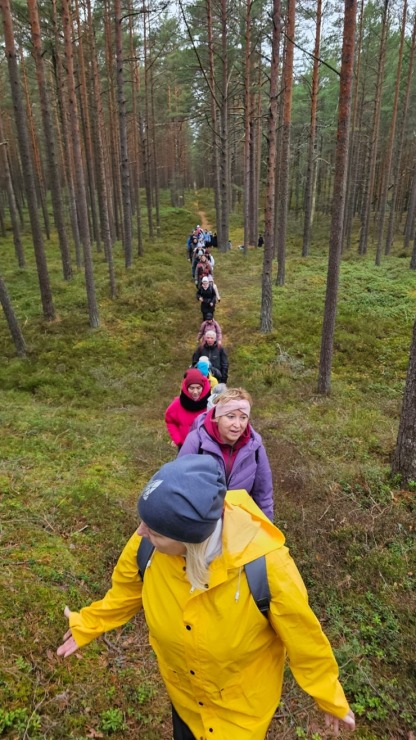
[0, 112, 24, 267]
[302, 0, 322, 257]
[218, 0, 229, 252]
[386, 13, 416, 254]
[358, 0, 389, 256]
[207, 0, 221, 239]
[243, 0, 253, 253]
[74, 0, 101, 251]
[0, 0, 55, 321]
[115, 0, 133, 265]
[317, 0, 357, 395]
[86, 0, 117, 297]
[0, 273, 26, 356]
[391, 317, 416, 484]
[343, 0, 364, 251]
[276, 0, 295, 285]
[127, 0, 143, 256]
[61, 0, 99, 327]
[20, 48, 51, 241]
[104, 0, 122, 242]
[375, 0, 407, 264]
[28, 0, 73, 280]
[51, 0, 82, 268]
[260, 0, 280, 333]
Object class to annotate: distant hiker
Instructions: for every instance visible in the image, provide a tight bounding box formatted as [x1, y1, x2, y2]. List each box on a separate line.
[207, 382, 227, 409]
[178, 387, 274, 520]
[197, 312, 222, 348]
[211, 232, 218, 248]
[205, 248, 215, 272]
[192, 330, 228, 383]
[195, 254, 213, 287]
[197, 277, 217, 319]
[164, 368, 211, 450]
[192, 245, 205, 279]
[196, 356, 218, 391]
[57, 454, 355, 740]
[187, 234, 198, 262]
[258, 234, 264, 248]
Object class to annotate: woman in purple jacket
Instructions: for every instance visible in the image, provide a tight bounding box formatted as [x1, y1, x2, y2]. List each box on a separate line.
[178, 388, 274, 520]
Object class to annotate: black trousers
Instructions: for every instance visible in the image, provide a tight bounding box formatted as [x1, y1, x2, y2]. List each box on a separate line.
[172, 705, 196, 740]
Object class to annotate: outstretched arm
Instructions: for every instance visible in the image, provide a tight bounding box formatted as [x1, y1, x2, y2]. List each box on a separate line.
[56, 532, 143, 653]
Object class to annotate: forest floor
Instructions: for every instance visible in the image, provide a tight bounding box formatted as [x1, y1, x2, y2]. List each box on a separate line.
[0, 189, 415, 739]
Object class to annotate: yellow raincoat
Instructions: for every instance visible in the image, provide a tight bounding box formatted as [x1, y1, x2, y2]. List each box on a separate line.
[69, 491, 350, 739]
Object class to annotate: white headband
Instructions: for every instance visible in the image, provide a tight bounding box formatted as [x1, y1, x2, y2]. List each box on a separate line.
[214, 399, 251, 418]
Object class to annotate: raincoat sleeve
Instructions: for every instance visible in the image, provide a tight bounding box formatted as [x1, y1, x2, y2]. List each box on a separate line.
[165, 398, 182, 445]
[68, 531, 143, 649]
[250, 445, 274, 520]
[267, 547, 350, 719]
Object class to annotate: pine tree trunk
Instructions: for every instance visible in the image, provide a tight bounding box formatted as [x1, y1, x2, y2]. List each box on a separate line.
[104, 0, 122, 242]
[276, 0, 295, 285]
[28, 0, 73, 280]
[61, 0, 99, 327]
[115, 0, 133, 266]
[317, 0, 357, 395]
[391, 317, 416, 483]
[358, 0, 389, 257]
[86, 0, 116, 297]
[207, 0, 221, 238]
[142, 1, 154, 240]
[376, 0, 407, 264]
[385, 14, 416, 254]
[403, 167, 416, 250]
[343, 0, 364, 252]
[150, 63, 161, 238]
[51, 0, 82, 268]
[302, 0, 321, 257]
[218, 0, 229, 252]
[260, 0, 280, 333]
[20, 47, 51, 241]
[0, 274, 26, 356]
[0, 0, 55, 321]
[127, 0, 143, 256]
[0, 113, 24, 267]
[243, 0, 252, 253]
[74, 0, 101, 251]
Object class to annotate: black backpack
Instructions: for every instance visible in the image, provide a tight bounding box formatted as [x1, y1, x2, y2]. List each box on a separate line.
[136, 538, 271, 617]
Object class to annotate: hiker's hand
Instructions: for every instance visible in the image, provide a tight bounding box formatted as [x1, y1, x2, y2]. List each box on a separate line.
[56, 606, 79, 658]
[324, 709, 355, 735]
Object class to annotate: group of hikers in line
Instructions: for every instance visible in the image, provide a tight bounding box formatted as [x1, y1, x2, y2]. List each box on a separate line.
[57, 224, 356, 739]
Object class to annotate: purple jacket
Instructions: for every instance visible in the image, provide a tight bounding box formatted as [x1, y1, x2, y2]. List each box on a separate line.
[178, 414, 274, 520]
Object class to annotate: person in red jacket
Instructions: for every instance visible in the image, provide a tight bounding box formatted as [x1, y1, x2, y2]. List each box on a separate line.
[165, 369, 211, 450]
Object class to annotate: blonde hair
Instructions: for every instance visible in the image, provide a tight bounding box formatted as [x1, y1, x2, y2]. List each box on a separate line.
[183, 537, 212, 591]
[212, 387, 253, 408]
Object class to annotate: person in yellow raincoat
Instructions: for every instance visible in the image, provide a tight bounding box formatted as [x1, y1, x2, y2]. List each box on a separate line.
[57, 455, 355, 740]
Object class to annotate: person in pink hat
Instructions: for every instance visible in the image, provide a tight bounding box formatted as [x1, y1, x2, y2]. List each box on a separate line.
[165, 368, 211, 450]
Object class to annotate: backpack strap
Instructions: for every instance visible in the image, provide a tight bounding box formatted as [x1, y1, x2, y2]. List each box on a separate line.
[137, 538, 155, 581]
[244, 556, 271, 617]
[137, 540, 271, 618]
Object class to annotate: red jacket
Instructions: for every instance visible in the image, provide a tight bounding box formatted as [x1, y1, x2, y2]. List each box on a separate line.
[165, 375, 211, 445]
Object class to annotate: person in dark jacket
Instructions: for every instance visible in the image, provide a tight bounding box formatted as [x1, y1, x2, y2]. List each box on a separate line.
[178, 387, 274, 520]
[192, 330, 228, 382]
[196, 277, 217, 319]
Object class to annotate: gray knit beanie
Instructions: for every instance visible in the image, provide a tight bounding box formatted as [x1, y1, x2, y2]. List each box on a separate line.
[138, 455, 226, 543]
